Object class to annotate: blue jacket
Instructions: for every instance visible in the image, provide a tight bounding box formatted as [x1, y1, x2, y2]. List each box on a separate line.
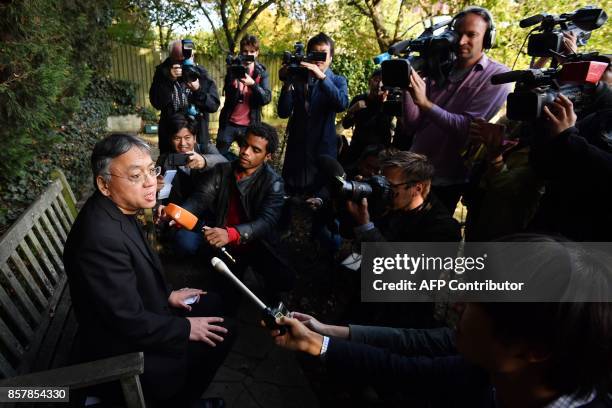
[278, 68, 348, 193]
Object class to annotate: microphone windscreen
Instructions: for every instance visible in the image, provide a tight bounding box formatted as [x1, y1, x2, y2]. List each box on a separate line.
[519, 14, 544, 28]
[491, 70, 527, 85]
[317, 154, 345, 179]
[165, 203, 198, 230]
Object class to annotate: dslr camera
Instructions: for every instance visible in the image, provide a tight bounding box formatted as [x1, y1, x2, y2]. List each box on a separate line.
[318, 155, 393, 219]
[180, 39, 200, 83]
[226, 54, 255, 79]
[519, 6, 607, 58]
[282, 42, 327, 82]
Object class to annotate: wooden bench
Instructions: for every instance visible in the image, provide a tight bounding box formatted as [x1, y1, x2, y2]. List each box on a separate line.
[0, 170, 145, 407]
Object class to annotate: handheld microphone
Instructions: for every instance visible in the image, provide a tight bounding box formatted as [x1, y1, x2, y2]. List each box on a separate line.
[211, 257, 288, 333]
[164, 203, 236, 263]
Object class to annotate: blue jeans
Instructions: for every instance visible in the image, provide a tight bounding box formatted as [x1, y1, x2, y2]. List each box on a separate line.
[216, 122, 247, 155]
[173, 229, 203, 256]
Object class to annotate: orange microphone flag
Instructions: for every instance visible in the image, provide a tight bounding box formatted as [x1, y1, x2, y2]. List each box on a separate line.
[164, 203, 198, 231]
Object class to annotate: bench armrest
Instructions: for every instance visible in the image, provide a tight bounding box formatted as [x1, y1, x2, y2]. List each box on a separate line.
[0, 352, 143, 389]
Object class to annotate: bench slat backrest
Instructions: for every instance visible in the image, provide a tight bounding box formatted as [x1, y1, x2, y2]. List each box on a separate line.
[0, 171, 77, 378]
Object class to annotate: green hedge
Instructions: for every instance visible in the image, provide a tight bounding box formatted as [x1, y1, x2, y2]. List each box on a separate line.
[0, 1, 143, 234]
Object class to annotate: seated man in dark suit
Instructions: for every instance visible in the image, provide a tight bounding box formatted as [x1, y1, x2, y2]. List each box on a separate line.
[156, 113, 226, 255]
[164, 122, 294, 312]
[64, 133, 230, 408]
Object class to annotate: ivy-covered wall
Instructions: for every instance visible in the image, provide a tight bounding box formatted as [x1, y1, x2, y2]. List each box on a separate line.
[0, 1, 134, 233]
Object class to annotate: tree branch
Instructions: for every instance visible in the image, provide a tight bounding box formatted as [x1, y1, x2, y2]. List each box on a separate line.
[194, 0, 228, 52]
[232, 0, 274, 50]
[219, 0, 234, 51]
[237, 0, 251, 28]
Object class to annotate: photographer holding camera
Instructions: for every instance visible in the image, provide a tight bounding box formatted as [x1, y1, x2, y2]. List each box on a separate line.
[342, 69, 394, 166]
[528, 54, 612, 241]
[278, 32, 349, 195]
[155, 114, 227, 256]
[216, 35, 272, 155]
[401, 7, 512, 215]
[346, 151, 460, 244]
[150, 39, 220, 154]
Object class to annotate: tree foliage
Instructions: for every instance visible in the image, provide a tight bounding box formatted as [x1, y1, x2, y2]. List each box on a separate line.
[193, 0, 277, 53]
[131, 0, 196, 51]
[0, 0, 133, 231]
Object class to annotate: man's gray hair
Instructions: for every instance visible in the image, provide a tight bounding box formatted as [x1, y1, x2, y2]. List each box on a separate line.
[168, 39, 181, 56]
[91, 133, 150, 189]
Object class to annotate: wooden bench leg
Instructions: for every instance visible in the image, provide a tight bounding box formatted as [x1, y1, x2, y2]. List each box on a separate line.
[120, 375, 146, 408]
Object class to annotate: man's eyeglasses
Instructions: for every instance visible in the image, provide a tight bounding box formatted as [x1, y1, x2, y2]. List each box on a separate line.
[388, 181, 413, 189]
[107, 166, 161, 184]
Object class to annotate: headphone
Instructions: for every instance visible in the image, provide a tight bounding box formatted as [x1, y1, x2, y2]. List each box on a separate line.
[450, 6, 496, 50]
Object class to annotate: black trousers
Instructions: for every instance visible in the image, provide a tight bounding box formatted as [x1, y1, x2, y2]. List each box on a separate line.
[204, 242, 295, 316]
[142, 292, 234, 407]
[73, 293, 233, 407]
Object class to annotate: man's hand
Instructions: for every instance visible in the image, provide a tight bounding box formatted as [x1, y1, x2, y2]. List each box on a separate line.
[169, 288, 206, 311]
[300, 61, 326, 80]
[347, 100, 367, 115]
[240, 73, 255, 87]
[543, 94, 577, 138]
[156, 174, 165, 192]
[156, 204, 167, 224]
[469, 118, 506, 160]
[346, 197, 370, 226]
[186, 152, 205, 169]
[408, 69, 433, 111]
[187, 316, 227, 346]
[561, 31, 578, 55]
[170, 65, 182, 80]
[292, 311, 350, 339]
[291, 311, 327, 334]
[270, 316, 323, 356]
[186, 78, 200, 91]
[204, 227, 230, 247]
[305, 197, 323, 211]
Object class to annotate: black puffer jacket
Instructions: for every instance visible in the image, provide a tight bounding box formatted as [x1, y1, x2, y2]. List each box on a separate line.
[182, 160, 284, 244]
[218, 61, 272, 129]
[149, 58, 220, 152]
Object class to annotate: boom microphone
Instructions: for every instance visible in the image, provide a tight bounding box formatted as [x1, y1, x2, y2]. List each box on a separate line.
[211, 257, 288, 332]
[164, 203, 236, 263]
[388, 39, 413, 56]
[519, 13, 545, 28]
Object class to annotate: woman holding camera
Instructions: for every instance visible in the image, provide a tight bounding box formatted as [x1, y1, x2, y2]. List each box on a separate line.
[156, 114, 226, 255]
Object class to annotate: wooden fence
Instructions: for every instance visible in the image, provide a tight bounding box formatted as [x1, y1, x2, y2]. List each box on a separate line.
[110, 43, 284, 125]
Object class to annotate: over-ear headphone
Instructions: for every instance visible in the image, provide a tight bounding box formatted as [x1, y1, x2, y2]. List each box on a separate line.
[450, 6, 496, 50]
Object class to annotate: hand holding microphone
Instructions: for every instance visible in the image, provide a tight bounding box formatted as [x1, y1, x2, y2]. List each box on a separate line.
[162, 203, 236, 263]
[211, 257, 288, 334]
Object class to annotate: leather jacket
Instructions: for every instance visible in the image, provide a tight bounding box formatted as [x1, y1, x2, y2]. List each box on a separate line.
[182, 160, 284, 244]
